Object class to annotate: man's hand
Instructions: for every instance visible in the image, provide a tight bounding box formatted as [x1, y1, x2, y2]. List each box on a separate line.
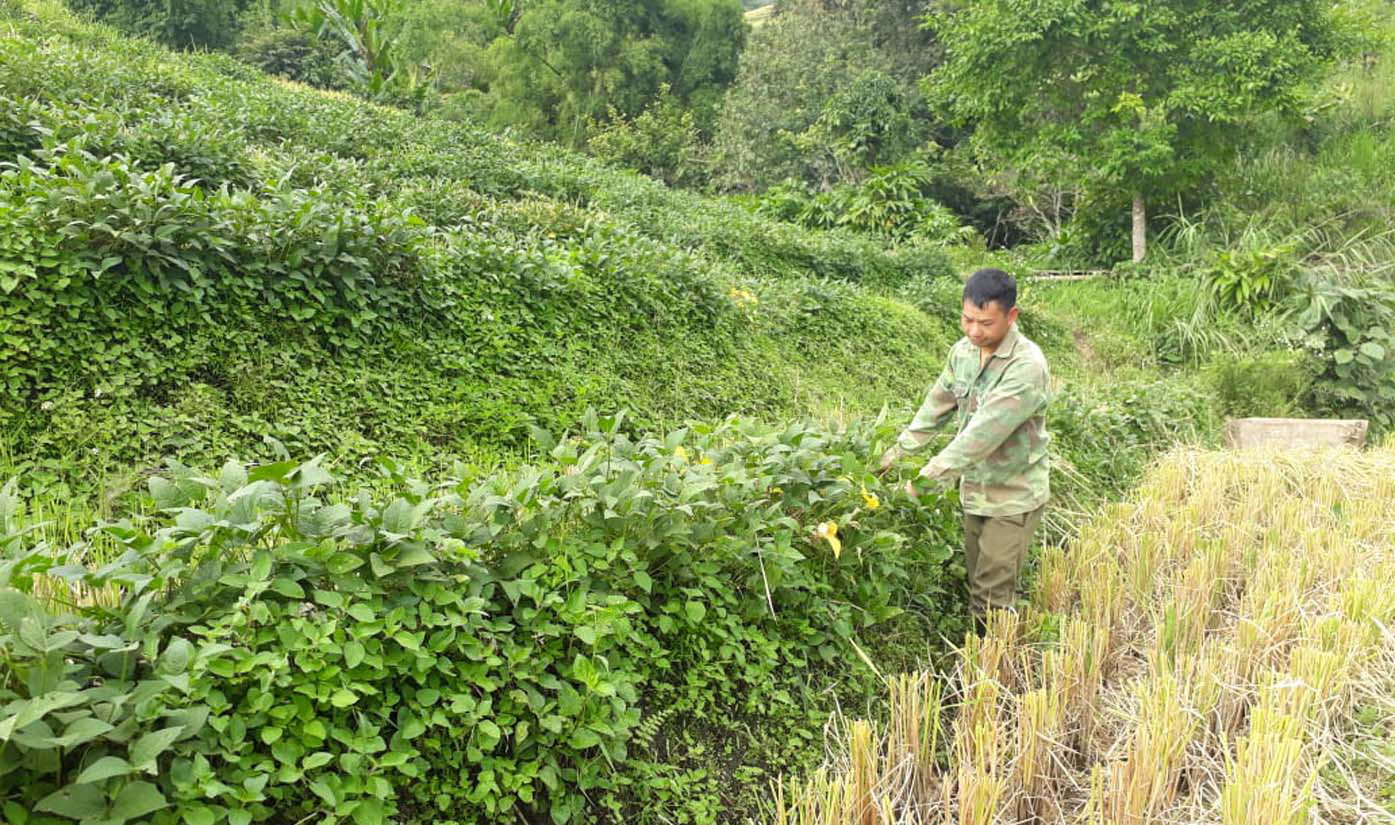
[876, 445, 902, 477]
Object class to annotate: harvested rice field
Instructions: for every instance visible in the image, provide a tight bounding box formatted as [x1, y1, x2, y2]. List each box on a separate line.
[774, 445, 1395, 824]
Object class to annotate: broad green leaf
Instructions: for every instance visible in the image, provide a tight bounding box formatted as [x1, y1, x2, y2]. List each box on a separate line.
[36, 784, 106, 819]
[568, 728, 601, 749]
[395, 544, 435, 567]
[346, 604, 375, 623]
[327, 553, 364, 575]
[351, 799, 387, 825]
[130, 725, 184, 772]
[271, 577, 306, 599]
[185, 805, 217, 825]
[344, 641, 366, 668]
[219, 460, 248, 492]
[331, 688, 358, 708]
[110, 780, 168, 820]
[76, 755, 133, 785]
[49, 716, 114, 748]
[1359, 341, 1386, 361]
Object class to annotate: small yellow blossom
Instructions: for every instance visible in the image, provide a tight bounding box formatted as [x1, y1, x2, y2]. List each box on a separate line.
[815, 521, 842, 559]
[727, 287, 759, 306]
[861, 485, 880, 511]
[699, 455, 714, 466]
[674, 446, 688, 462]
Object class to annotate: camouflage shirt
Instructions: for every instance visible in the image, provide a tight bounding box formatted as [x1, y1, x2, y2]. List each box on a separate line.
[895, 324, 1051, 516]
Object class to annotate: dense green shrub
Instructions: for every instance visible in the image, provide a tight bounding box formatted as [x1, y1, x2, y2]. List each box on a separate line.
[1289, 273, 1395, 430]
[66, 0, 245, 50]
[0, 0, 962, 491]
[752, 162, 972, 245]
[1204, 350, 1317, 419]
[234, 26, 350, 90]
[0, 416, 962, 824]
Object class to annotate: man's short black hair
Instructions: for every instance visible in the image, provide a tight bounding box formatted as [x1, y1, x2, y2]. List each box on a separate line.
[963, 268, 1017, 311]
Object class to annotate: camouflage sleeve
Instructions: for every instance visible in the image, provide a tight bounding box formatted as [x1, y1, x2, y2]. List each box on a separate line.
[919, 359, 1046, 481]
[896, 360, 957, 453]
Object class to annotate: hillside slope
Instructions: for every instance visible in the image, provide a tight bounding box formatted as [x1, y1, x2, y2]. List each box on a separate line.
[0, 0, 959, 490]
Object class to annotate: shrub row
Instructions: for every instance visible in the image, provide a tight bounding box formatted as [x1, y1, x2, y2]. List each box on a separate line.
[0, 416, 964, 825]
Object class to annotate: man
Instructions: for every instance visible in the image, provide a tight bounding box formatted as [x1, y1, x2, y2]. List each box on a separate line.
[879, 268, 1050, 634]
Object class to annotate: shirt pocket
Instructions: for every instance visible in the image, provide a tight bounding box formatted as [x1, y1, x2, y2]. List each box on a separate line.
[951, 381, 973, 432]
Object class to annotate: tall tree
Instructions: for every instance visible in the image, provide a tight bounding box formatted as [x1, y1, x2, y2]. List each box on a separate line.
[481, 0, 746, 145]
[709, 0, 931, 191]
[928, 0, 1344, 261]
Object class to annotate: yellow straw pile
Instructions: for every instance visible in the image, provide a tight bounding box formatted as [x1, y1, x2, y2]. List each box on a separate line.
[770, 444, 1395, 824]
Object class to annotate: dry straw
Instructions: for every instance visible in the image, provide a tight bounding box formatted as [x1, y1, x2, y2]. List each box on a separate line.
[769, 444, 1395, 825]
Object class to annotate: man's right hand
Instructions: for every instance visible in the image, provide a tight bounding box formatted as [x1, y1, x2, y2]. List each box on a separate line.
[876, 446, 902, 476]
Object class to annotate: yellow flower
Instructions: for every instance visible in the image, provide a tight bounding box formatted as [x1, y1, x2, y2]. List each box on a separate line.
[699, 455, 714, 466]
[674, 446, 688, 462]
[727, 287, 759, 306]
[816, 521, 842, 559]
[861, 486, 880, 511]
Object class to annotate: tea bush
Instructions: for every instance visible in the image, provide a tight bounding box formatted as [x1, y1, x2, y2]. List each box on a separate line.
[0, 0, 959, 491]
[0, 415, 964, 824]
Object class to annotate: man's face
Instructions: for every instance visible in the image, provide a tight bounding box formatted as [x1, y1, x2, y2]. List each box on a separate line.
[961, 298, 1018, 351]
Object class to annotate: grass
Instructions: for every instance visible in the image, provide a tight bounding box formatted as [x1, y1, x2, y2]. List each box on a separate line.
[771, 443, 1395, 823]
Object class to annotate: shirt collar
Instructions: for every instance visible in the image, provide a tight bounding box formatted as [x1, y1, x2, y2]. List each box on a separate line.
[990, 323, 1021, 360]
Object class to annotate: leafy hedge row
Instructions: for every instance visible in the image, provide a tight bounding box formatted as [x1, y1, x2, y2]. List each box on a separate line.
[0, 1, 958, 489]
[0, 416, 963, 825]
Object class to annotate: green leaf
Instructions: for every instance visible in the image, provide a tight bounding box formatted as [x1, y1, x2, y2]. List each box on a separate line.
[1334, 348, 1355, 365]
[395, 544, 435, 567]
[685, 601, 707, 623]
[130, 725, 185, 772]
[476, 719, 502, 746]
[346, 604, 375, 623]
[250, 550, 273, 581]
[228, 810, 253, 825]
[50, 716, 114, 748]
[633, 570, 652, 593]
[261, 726, 284, 745]
[568, 728, 602, 749]
[219, 460, 248, 492]
[352, 799, 387, 825]
[327, 553, 364, 575]
[344, 641, 367, 668]
[185, 805, 217, 825]
[36, 784, 106, 819]
[271, 577, 306, 599]
[574, 626, 597, 645]
[331, 688, 358, 708]
[110, 780, 168, 820]
[1359, 341, 1386, 361]
[303, 751, 334, 770]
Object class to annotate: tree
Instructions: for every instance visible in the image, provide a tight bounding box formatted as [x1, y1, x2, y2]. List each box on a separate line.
[709, 0, 930, 191]
[479, 0, 746, 145]
[927, 0, 1345, 262]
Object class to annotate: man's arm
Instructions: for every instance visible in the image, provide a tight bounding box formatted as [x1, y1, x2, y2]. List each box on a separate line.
[898, 362, 958, 452]
[919, 360, 1046, 482]
[880, 362, 958, 470]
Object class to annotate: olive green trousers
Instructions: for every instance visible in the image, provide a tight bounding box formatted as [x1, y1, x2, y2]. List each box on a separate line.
[962, 505, 1045, 617]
